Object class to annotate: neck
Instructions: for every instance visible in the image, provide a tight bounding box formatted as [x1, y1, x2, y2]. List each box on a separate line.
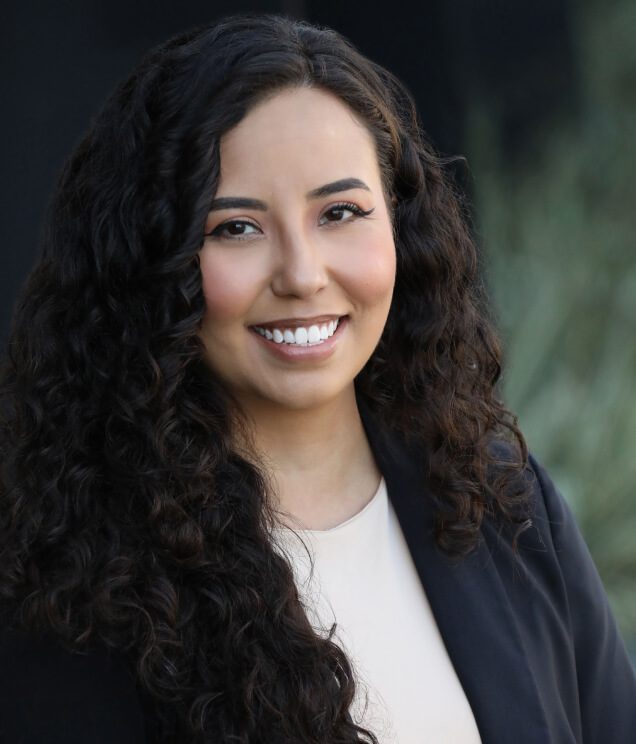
[235, 386, 381, 530]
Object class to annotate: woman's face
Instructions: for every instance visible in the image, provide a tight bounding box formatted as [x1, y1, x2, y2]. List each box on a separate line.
[198, 86, 396, 413]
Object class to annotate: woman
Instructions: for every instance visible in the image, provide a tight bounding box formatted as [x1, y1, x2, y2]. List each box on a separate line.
[0, 13, 634, 744]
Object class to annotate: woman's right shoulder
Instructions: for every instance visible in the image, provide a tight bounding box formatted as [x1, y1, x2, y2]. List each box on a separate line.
[0, 623, 148, 743]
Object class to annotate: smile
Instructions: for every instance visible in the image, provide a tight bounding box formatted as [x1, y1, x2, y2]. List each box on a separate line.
[248, 316, 348, 361]
[251, 317, 342, 346]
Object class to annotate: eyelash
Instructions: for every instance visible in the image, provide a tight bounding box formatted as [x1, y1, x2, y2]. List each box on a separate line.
[205, 201, 375, 240]
[321, 202, 375, 225]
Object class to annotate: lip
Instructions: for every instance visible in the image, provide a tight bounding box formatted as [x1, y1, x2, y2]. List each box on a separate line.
[249, 316, 348, 362]
[249, 314, 343, 331]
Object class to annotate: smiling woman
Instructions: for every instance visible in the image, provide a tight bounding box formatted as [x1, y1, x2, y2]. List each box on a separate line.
[198, 87, 395, 425]
[0, 12, 635, 744]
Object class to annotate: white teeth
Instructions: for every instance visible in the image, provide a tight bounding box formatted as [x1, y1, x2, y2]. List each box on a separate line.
[253, 317, 343, 346]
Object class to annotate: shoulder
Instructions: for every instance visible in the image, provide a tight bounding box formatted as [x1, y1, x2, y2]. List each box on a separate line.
[482, 443, 600, 585]
[515, 451, 630, 653]
[508, 449, 603, 574]
[483, 439, 582, 549]
[485, 448, 636, 738]
[0, 624, 147, 743]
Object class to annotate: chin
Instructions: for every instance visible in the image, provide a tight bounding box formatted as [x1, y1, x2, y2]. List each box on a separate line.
[256, 379, 351, 412]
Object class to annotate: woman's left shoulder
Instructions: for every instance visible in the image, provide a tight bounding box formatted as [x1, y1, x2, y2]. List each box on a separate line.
[521, 451, 586, 550]
[484, 444, 616, 605]
[504, 450, 613, 581]
[483, 442, 595, 562]
[485, 447, 636, 740]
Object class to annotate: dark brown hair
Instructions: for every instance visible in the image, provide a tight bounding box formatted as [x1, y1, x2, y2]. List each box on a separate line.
[0, 13, 529, 742]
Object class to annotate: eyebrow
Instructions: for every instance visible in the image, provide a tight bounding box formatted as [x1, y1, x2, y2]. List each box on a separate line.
[208, 177, 371, 212]
[306, 177, 371, 199]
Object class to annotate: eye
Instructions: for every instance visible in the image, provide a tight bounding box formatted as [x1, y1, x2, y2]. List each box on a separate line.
[319, 202, 375, 226]
[206, 220, 261, 240]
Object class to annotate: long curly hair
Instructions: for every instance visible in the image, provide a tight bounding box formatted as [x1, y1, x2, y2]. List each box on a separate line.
[0, 13, 530, 743]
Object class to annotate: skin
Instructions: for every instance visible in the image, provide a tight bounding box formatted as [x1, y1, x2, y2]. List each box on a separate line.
[198, 86, 396, 530]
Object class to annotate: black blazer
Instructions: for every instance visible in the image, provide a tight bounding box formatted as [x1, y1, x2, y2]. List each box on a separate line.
[359, 410, 636, 743]
[2, 411, 635, 743]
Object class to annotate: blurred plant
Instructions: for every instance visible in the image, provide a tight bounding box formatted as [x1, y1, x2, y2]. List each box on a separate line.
[466, 0, 636, 651]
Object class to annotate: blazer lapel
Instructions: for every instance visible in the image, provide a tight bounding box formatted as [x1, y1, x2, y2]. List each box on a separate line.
[358, 402, 552, 743]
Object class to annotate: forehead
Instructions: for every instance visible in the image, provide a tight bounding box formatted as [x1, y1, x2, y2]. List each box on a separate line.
[216, 86, 382, 192]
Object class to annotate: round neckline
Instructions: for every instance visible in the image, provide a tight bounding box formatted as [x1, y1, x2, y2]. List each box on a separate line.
[273, 477, 386, 534]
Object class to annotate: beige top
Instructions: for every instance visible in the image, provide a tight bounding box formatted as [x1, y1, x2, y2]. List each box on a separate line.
[271, 478, 482, 744]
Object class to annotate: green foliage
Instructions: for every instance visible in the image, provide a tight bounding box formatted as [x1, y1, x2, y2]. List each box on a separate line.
[466, 0, 636, 649]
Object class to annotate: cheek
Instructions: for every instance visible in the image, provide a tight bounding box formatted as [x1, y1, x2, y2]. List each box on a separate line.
[199, 249, 263, 322]
[342, 232, 396, 308]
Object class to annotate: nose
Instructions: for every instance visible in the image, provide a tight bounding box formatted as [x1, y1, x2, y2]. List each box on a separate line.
[270, 227, 329, 299]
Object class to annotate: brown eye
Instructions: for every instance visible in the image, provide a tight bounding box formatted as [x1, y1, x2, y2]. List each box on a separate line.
[207, 220, 260, 239]
[319, 202, 374, 226]
[324, 206, 350, 222]
[225, 222, 250, 235]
